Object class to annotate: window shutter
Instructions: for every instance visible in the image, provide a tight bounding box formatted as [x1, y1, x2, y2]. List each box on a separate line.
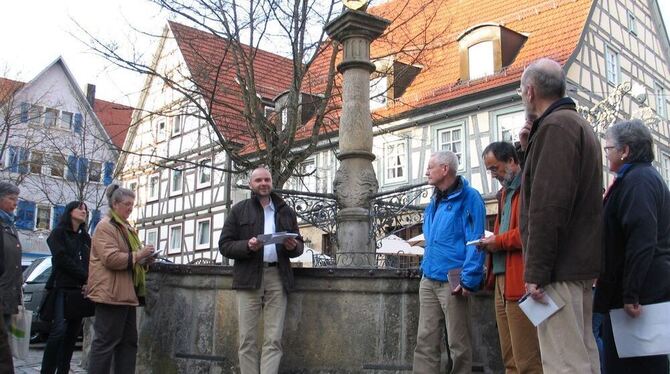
[66, 156, 78, 181]
[18, 148, 29, 174]
[89, 209, 101, 234]
[52, 205, 65, 228]
[103, 162, 114, 185]
[15, 200, 36, 230]
[7, 146, 19, 173]
[20, 103, 29, 123]
[73, 113, 83, 134]
[77, 157, 88, 183]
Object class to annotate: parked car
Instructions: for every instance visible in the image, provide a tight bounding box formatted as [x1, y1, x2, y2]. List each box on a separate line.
[22, 256, 52, 343]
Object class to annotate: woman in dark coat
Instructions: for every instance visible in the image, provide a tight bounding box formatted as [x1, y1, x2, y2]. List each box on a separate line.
[40, 201, 91, 374]
[595, 119, 670, 373]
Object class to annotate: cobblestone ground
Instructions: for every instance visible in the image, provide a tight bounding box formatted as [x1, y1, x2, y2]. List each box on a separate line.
[13, 343, 85, 374]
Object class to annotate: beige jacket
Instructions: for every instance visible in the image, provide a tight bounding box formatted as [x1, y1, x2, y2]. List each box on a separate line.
[87, 215, 139, 306]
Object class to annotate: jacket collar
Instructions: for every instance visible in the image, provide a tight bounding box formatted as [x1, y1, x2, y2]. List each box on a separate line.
[529, 97, 576, 142]
[0, 209, 15, 226]
[433, 176, 468, 203]
[252, 191, 286, 210]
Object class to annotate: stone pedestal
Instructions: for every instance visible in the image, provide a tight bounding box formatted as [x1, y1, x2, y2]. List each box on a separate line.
[325, 11, 390, 266]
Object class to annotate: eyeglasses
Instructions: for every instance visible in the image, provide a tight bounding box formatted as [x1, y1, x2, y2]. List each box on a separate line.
[516, 88, 523, 96]
[603, 146, 616, 152]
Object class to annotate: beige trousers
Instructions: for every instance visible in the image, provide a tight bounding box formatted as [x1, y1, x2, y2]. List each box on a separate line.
[413, 276, 472, 374]
[494, 274, 543, 374]
[236, 266, 287, 374]
[537, 280, 600, 374]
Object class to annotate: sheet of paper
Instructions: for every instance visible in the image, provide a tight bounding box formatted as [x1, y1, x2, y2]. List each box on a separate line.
[610, 301, 670, 358]
[518, 291, 564, 327]
[466, 231, 494, 246]
[257, 232, 299, 245]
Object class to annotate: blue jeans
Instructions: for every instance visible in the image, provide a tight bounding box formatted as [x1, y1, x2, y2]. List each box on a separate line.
[592, 312, 606, 374]
[40, 289, 83, 374]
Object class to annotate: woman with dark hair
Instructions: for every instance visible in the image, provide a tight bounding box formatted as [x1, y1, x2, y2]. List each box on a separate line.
[87, 184, 156, 374]
[595, 119, 670, 373]
[40, 201, 91, 374]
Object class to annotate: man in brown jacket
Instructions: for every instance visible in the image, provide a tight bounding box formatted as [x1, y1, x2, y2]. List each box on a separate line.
[518, 58, 602, 373]
[219, 167, 304, 374]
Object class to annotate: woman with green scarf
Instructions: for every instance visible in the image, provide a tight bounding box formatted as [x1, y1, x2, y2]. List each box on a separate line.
[87, 184, 156, 374]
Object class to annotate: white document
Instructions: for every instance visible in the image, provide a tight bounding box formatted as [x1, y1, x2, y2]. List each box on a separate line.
[518, 291, 564, 327]
[257, 232, 298, 245]
[610, 301, 670, 358]
[466, 230, 494, 246]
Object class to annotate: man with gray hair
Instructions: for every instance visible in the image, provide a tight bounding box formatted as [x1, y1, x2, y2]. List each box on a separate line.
[0, 182, 21, 373]
[413, 151, 486, 374]
[518, 58, 602, 373]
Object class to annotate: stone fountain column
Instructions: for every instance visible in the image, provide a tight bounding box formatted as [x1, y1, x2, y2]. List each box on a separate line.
[325, 11, 390, 267]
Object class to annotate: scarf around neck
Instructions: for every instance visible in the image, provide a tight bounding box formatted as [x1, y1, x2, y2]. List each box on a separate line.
[110, 210, 147, 298]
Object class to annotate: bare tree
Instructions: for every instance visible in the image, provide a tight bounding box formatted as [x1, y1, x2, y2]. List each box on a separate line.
[77, 0, 448, 188]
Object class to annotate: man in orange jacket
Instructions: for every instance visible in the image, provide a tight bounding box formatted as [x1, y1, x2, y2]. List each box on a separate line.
[479, 142, 542, 373]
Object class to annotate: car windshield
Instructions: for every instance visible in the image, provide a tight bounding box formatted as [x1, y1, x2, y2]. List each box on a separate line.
[24, 257, 52, 284]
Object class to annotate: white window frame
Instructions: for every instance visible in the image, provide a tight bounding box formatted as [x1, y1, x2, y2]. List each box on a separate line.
[435, 123, 466, 171]
[148, 174, 160, 201]
[627, 10, 637, 36]
[196, 218, 211, 250]
[468, 41, 495, 80]
[29, 151, 44, 175]
[170, 115, 182, 137]
[662, 152, 670, 187]
[197, 159, 212, 189]
[293, 158, 317, 192]
[494, 109, 525, 143]
[156, 119, 167, 142]
[170, 169, 183, 196]
[145, 228, 159, 248]
[88, 161, 102, 183]
[35, 205, 51, 230]
[61, 111, 73, 129]
[384, 140, 408, 184]
[655, 83, 666, 118]
[49, 154, 66, 178]
[605, 46, 620, 86]
[44, 108, 58, 127]
[370, 75, 388, 110]
[28, 104, 43, 125]
[168, 224, 183, 254]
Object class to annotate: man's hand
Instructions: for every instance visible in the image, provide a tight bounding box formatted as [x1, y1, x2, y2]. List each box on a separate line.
[283, 237, 298, 251]
[624, 303, 641, 318]
[477, 235, 499, 252]
[247, 237, 263, 252]
[452, 284, 471, 297]
[519, 120, 533, 151]
[525, 282, 547, 304]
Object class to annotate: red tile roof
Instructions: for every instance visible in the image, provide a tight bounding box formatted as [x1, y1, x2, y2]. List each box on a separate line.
[0, 77, 24, 104]
[93, 99, 133, 150]
[168, 21, 295, 143]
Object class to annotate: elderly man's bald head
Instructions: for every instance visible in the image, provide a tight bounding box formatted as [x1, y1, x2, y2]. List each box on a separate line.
[521, 58, 566, 100]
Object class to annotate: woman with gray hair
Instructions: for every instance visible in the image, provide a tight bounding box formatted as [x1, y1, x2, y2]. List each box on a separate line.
[0, 182, 21, 373]
[594, 120, 670, 373]
[86, 184, 156, 374]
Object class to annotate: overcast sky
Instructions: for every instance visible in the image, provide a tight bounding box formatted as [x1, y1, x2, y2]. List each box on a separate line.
[1, 1, 670, 106]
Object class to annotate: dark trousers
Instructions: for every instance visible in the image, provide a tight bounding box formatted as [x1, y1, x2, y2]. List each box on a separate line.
[602, 313, 669, 373]
[40, 289, 83, 374]
[87, 303, 138, 374]
[0, 314, 14, 374]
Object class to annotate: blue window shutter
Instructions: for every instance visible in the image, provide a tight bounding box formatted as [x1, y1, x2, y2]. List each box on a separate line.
[66, 156, 77, 181]
[77, 157, 88, 183]
[7, 146, 18, 173]
[73, 113, 82, 134]
[15, 200, 36, 230]
[20, 103, 29, 123]
[103, 162, 114, 185]
[89, 210, 101, 234]
[18, 148, 29, 174]
[52, 205, 65, 228]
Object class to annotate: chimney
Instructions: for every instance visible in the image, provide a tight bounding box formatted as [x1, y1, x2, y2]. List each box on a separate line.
[86, 84, 96, 107]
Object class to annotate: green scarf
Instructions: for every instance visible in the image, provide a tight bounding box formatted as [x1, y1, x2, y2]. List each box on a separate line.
[110, 210, 147, 298]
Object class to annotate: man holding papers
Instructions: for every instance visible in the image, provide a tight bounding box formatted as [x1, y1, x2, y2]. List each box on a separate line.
[594, 120, 670, 373]
[412, 150, 486, 374]
[479, 142, 542, 373]
[219, 167, 304, 374]
[518, 58, 602, 373]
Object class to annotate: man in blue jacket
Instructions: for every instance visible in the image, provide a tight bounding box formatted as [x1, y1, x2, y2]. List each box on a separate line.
[412, 150, 486, 374]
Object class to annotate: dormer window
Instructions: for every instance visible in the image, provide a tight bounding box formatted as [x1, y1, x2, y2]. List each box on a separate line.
[369, 58, 421, 110]
[468, 41, 494, 80]
[370, 75, 388, 110]
[458, 23, 527, 81]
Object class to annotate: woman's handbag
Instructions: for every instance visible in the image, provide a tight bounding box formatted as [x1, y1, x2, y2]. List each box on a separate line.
[37, 288, 57, 321]
[62, 289, 95, 320]
[8, 306, 32, 360]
